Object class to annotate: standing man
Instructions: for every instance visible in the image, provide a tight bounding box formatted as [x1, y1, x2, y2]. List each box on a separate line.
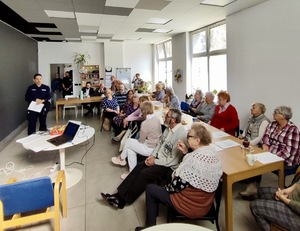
[51, 73, 62, 108]
[62, 71, 73, 97]
[132, 73, 144, 91]
[25, 73, 51, 135]
[81, 82, 95, 116]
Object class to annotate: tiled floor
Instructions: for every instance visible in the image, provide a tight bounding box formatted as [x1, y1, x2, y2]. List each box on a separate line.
[0, 109, 291, 231]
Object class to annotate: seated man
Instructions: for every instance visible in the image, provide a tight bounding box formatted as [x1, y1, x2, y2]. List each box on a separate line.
[114, 84, 127, 110]
[82, 82, 95, 116]
[101, 108, 187, 209]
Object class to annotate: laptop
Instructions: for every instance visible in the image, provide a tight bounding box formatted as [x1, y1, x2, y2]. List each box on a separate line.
[47, 121, 80, 146]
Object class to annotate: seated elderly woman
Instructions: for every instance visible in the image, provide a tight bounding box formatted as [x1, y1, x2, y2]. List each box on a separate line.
[163, 87, 180, 110]
[111, 90, 139, 140]
[102, 88, 119, 130]
[208, 90, 239, 136]
[238, 103, 270, 198]
[187, 89, 204, 117]
[135, 123, 223, 231]
[241, 106, 300, 200]
[250, 176, 300, 230]
[195, 91, 216, 123]
[111, 101, 162, 180]
[151, 82, 165, 102]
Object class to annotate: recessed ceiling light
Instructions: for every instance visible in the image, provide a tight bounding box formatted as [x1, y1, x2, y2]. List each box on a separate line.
[153, 29, 172, 33]
[146, 18, 172, 25]
[44, 10, 75, 19]
[66, 38, 81, 41]
[201, 0, 237, 7]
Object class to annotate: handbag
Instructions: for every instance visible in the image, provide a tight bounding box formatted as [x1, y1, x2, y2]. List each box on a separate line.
[165, 176, 190, 193]
[103, 118, 111, 131]
[119, 122, 138, 152]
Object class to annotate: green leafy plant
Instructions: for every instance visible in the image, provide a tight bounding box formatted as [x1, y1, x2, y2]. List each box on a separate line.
[73, 52, 91, 68]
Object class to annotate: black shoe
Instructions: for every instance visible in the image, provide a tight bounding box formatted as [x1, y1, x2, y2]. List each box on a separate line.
[135, 227, 145, 231]
[100, 193, 126, 209]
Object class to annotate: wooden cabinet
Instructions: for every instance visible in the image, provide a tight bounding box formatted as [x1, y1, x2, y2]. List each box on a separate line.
[80, 65, 103, 88]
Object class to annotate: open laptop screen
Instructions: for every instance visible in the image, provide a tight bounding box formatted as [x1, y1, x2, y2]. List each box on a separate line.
[64, 122, 80, 138]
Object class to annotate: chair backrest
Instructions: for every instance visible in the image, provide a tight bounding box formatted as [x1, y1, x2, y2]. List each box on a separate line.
[180, 101, 190, 113]
[214, 178, 223, 216]
[0, 176, 54, 216]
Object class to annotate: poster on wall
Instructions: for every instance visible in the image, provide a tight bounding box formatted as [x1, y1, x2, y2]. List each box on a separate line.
[116, 68, 131, 89]
[105, 66, 112, 88]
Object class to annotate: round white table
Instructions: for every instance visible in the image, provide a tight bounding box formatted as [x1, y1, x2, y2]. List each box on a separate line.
[46, 126, 95, 188]
[17, 125, 95, 188]
[143, 223, 213, 231]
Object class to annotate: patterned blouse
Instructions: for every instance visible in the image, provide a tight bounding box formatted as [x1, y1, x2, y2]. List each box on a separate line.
[261, 121, 300, 166]
[102, 96, 119, 111]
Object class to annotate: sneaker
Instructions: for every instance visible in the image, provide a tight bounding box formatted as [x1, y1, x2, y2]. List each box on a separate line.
[111, 156, 127, 166]
[239, 183, 258, 200]
[112, 136, 121, 142]
[120, 173, 129, 180]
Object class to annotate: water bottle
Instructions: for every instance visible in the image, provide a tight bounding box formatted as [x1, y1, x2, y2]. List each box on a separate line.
[80, 90, 83, 100]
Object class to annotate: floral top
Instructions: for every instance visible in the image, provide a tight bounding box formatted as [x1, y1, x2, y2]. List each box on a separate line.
[102, 96, 119, 111]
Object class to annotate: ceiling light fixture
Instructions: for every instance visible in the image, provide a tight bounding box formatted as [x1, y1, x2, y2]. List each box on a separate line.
[44, 10, 75, 19]
[201, 0, 237, 7]
[146, 18, 172, 25]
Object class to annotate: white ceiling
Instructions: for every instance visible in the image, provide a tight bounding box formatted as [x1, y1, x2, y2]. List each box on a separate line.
[1, 0, 268, 44]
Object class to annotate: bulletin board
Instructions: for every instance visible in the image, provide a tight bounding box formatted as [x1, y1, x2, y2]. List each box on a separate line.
[116, 68, 131, 89]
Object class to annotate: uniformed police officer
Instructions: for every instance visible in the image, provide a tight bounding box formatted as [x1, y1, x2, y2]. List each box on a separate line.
[25, 73, 51, 135]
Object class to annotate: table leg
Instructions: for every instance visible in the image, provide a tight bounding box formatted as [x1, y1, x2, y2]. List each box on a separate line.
[278, 162, 284, 188]
[56, 104, 59, 125]
[57, 148, 82, 189]
[224, 176, 233, 231]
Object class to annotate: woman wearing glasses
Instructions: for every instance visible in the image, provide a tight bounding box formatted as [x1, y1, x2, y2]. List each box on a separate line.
[135, 123, 223, 231]
[241, 106, 300, 200]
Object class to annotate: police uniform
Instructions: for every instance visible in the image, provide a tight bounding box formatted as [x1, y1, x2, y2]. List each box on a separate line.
[25, 83, 51, 135]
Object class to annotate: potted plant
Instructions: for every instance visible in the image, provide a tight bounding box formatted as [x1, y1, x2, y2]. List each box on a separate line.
[73, 52, 91, 69]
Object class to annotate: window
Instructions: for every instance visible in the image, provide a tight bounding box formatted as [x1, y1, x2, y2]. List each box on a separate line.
[156, 40, 172, 87]
[190, 22, 226, 94]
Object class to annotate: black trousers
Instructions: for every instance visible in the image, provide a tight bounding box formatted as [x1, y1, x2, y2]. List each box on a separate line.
[27, 108, 48, 135]
[145, 184, 175, 227]
[117, 162, 172, 204]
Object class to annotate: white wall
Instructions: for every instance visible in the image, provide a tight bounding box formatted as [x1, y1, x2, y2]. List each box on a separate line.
[123, 43, 153, 84]
[38, 42, 153, 94]
[227, 0, 300, 129]
[38, 42, 103, 96]
[172, 32, 190, 102]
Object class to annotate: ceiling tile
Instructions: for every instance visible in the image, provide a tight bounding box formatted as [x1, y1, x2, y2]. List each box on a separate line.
[135, 0, 171, 11]
[106, 0, 140, 8]
[103, 6, 133, 16]
[75, 13, 102, 26]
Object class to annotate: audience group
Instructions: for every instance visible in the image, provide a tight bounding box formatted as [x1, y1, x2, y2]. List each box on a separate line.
[74, 75, 300, 231]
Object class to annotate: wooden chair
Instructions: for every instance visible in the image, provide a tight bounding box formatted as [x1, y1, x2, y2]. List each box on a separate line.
[167, 178, 223, 231]
[0, 170, 67, 231]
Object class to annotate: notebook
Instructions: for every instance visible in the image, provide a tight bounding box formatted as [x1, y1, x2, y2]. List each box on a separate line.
[47, 121, 80, 146]
[180, 102, 190, 112]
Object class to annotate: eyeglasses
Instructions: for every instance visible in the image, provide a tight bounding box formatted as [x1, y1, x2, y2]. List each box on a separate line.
[187, 134, 196, 139]
[273, 111, 281, 115]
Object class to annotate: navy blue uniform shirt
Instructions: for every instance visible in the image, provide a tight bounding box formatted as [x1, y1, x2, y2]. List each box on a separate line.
[25, 84, 51, 105]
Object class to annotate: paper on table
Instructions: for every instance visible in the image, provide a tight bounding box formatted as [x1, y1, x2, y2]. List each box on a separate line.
[28, 101, 44, 113]
[214, 139, 240, 149]
[255, 152, 284, 164]
[212, 131, 230, 139]
[16, 134, 45, 144]
[210, 143, 223, 152]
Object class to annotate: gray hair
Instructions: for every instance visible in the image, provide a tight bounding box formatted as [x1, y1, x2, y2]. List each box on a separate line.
[169, 108, 182, 123]
[195, 89, 204, 98]
[252, 102, 266, 114]
[205, 91, 215, 100]
[166, 87, 175, 95]
[274, 106, 293, 120]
